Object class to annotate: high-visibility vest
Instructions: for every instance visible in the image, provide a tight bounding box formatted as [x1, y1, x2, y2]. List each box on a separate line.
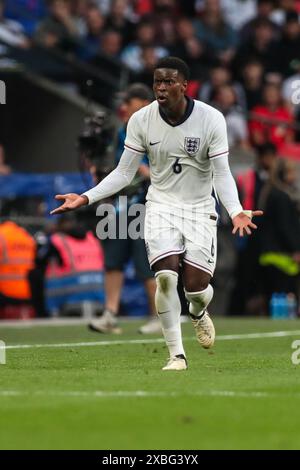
[237, 169, 256, 210]
[0, 221, 36, 299]
[45, 232, 104, 311]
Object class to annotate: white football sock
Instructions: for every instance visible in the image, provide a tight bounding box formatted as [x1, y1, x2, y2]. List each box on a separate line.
[155, 270, 185, 358]
[185, 284, 214, 317]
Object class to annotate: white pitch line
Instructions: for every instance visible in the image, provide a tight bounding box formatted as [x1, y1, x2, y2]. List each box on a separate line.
[0, 389, 299, 399]
[2, 330, 300, 351]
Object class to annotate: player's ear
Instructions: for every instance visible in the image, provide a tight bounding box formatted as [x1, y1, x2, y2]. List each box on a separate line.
[182, 80, 187, 93]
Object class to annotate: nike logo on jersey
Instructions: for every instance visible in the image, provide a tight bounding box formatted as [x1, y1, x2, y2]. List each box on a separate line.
[158, 310, 170, 315]
[149, 141, 161, 146]
[207, 259, 214, 264]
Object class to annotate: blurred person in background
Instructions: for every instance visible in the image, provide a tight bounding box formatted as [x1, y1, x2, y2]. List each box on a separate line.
[78, 3, 105, 60]
[88, 83, 161, 335]
[233, 18, 277, 79]
[220, 0, 257, 32]
[171, 17, 212, 81]
[271, 10, 300, 78]
[40, 213, 104, 317]
[0, 220, 36, 318]
[35, 0, 81, 51]
[241, 60, 264, 111]
[213, 84, 249, 150]
[199, 65, 247, 110]
[98, 27, 122, 59]
[239, 0, 279, 42]
[90, 27, 123, 66]
[0, 0, 30, 48]
[193, 0, 238, 66]
[228, 142, 278, 315]
[121, 19, 168, 73]
[257, 158, 300, 313]
[271, 0, 300, 26]
[105, 0, 135, 48]
[249, 82, 295, 150]
[0, 144, 12, 175]
[134, 45, 159, 88]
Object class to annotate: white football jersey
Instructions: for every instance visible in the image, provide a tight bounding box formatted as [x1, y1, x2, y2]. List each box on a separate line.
[124, 97, 229, 211]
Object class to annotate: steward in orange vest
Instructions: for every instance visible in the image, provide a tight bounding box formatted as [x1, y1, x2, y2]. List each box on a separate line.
[0, 221, 36, 301]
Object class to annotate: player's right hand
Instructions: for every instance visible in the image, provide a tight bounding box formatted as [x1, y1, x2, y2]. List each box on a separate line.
[50, 193, 88, 215]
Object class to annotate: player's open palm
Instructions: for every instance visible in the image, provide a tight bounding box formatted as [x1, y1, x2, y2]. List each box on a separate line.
[232, 210, 263, 237]
[50, 193, 88, 215]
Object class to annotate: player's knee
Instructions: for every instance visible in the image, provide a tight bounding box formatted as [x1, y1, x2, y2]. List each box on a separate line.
[185, 284, 214, 312]
[155, 270, 178, 295]
[184, 276, 210, 293]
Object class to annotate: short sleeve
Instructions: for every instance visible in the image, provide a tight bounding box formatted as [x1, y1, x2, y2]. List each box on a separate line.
[208, 111, 229, 159]
[124, 112, 146, 155]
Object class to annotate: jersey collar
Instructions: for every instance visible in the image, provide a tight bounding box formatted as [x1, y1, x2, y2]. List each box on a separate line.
[158, 96, 194, 127]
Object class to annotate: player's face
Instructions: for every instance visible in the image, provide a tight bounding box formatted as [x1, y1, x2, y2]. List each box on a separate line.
[153, 69, 187, 109]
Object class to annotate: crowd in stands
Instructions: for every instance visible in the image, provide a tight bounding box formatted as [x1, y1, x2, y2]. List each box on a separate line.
[1, 0, 300, 319]
[1, 0, 300, 151]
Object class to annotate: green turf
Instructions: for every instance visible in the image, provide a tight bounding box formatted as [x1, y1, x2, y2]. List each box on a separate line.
[0, 318, 300, 450]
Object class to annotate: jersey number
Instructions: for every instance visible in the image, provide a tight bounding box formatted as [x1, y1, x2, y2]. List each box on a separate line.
[172, 158, 182, 174]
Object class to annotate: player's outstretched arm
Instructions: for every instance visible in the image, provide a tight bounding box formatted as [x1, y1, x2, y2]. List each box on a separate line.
[232, 210, 264, 237]
[51, 149, 142, 215]
[50, 194, 88, 215]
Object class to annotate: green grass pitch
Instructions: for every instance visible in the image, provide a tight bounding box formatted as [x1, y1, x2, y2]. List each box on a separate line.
[0, 318, 300, 450]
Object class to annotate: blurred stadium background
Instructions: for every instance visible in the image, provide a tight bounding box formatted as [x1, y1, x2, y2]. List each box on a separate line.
[1, 0, 300, 450]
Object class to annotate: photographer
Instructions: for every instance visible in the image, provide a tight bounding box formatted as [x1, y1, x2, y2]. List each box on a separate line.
[88, 84, 161, 335]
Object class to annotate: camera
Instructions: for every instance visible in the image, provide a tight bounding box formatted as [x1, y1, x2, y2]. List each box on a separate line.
[78, 110, 115, 164]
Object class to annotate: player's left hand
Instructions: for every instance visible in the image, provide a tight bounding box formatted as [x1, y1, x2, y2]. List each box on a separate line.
[232, 210, 263, 237]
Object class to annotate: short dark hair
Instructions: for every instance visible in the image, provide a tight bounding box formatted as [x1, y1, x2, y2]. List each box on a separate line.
[155, 56, 190, 80]
[123, 83, 153, 102]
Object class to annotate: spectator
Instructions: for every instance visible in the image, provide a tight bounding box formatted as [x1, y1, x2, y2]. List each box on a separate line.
[70, 0, 89, 37]
[240, 0, 280, 42]
[271, 0, 300, 26]
[193, 0, 238, 65]
[213, 84, 249, 150]
[0, 0, 29, 48]
[249, 83, 295, 150]
[105, 0, 135, 47]
[79, 4, 105, 60]
[257, 158, 300, 313]
[121, 19, 168, 72]
[99, 28, 122, 58]
[272, 10, 300, 78]
[233, 17, 277, 79]
[199, 65, 247, 110]
[228, 142, 278, 315]
[241, 60, 264, 110]
[171, 17, 212, 80]
[134, 45, 159, 87]
[221, 0, 257, 32]
[35, 0, 81, 51]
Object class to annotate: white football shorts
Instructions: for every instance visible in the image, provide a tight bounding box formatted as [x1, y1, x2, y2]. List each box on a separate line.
[144, 202, 218, 276]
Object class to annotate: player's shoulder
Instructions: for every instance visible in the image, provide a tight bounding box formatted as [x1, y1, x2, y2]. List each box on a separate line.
[193, 99, 225, 122]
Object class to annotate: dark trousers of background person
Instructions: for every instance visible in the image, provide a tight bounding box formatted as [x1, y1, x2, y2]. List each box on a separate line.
[260, 265, 298, 312]
[227, 237, 261, 316]
[28, 267, 47, 317]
